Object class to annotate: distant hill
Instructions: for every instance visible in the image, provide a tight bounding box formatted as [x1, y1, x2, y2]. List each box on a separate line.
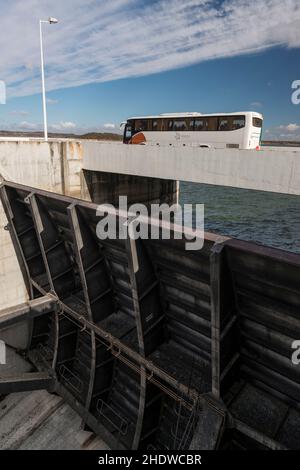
[262, 140, 300, 147]
[0, 132, 298, 147]
[0, 130, 122, 141]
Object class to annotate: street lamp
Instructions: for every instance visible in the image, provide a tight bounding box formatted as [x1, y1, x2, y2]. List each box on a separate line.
[39, 17, 58, 142]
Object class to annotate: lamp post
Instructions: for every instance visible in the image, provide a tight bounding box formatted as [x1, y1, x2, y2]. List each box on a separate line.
[39, 17, 58, 142]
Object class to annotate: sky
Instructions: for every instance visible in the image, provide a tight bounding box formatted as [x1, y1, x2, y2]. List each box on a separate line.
[0, 0, 300, 139]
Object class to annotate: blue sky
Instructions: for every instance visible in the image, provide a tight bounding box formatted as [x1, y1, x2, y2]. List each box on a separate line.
[0, 0, 299, 139]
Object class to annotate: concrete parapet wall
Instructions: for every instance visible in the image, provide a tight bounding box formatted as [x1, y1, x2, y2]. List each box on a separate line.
[82, 142, 300, 196]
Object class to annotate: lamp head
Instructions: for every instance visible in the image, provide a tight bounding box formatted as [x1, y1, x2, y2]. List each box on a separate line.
[48, 17, 58, 24]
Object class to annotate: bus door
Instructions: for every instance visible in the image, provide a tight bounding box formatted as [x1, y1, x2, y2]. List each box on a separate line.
[123, 122, 133, 144]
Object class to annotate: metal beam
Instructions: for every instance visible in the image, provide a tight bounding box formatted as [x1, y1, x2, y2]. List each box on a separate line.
[57, 297, 199, 403]
[189, 402, 225, 450]
[232, 418, 287, 450]
[0, 372, 55, 394]
[210, 241, 240, 399]
[0, 296, 57, 330]
[67, 203, 103, 426]
[125, 218, 165, 357]
[210, 242, 223, 399]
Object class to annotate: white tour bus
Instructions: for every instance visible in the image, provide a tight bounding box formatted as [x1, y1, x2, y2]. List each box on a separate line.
[122, 111, 263, 149]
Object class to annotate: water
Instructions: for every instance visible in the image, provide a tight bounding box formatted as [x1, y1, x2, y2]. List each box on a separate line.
[179, 182, 300, 254]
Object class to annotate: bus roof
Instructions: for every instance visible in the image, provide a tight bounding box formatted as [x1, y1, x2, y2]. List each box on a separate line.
[127, 111, 263, 120]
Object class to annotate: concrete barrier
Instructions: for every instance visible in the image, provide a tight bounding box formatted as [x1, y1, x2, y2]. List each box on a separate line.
[82, 142, 300, 196]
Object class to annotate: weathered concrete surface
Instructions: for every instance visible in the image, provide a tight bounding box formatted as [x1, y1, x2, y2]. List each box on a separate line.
[18, 399, 110, 450]
[0, 203, 27, 310]
[0, 322, 30, 350]
[82, 142, 300, 196]
[0, 347, 109, 450]
[0, 345, 32, 376]
[0, 390, 109, 450]
[0, 140, 87, 198]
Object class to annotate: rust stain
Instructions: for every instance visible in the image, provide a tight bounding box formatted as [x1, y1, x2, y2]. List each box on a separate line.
[76, 142, 83, 160]
[68, 142, 74, 159]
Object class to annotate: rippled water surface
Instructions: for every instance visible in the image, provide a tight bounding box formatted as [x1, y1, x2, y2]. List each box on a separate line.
[179, 182, 300, 254]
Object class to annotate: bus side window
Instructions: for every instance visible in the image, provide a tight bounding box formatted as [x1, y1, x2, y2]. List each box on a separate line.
[189, 119, 195, 131]
[135, 119, 148, 132]
[194, 119, 208, 131]
[160, 119, 166, 131]
[173, 119, 188, 131]
[218, 118, 230, 131]
[167, 120, 174, 131]
[154, 119, 163, 131]
[232, 116, 245, 129]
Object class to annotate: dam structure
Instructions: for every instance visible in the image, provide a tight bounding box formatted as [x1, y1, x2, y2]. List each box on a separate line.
[0, 140, 299, 450]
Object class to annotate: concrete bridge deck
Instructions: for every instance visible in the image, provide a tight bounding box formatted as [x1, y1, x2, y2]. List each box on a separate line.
[82, 142, 300, 196]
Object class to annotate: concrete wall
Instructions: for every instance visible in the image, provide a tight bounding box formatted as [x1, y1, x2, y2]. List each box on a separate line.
[82, 141, 300, 196]
[0, 140, 87, 310]
[0, 140, 87, 197]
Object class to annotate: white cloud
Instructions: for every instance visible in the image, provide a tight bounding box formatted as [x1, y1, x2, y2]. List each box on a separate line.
[46, 98, 59, 104]
[60, 121, 76, 129]
[50, 121, 76, 130]
[0, 120, 122, 134]
[264, 124, 300, 140]
[19, 120, 38, 130]
[9, 110, 29, 116]
[250, 102, 262, 108]
[0, 0, 299, 98]
[279, 123, 300, 132]
[103, 123, 116, 129]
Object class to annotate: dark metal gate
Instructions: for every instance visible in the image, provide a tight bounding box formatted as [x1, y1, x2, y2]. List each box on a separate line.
[0, 181, 300, 450]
